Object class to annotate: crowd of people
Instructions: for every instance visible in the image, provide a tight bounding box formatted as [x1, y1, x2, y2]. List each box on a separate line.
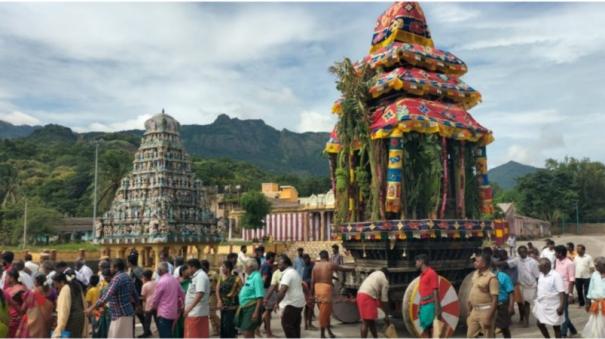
[1, 238, 603, 338]
[458, 239, 604, 339]
[0, 244, 350, 338]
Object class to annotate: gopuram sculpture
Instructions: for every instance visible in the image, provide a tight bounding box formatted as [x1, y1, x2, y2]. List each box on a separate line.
[95, 110, 219, 262]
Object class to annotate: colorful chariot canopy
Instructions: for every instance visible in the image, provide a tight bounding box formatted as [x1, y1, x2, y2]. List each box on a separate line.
[326, 98, 493, 153]
[371, 2, 434, 52]
[370, 98, 493, 145]
[369, 67, 481, 109]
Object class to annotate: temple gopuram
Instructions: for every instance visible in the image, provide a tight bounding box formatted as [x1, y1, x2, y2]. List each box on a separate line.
[95, 111, 219, 265]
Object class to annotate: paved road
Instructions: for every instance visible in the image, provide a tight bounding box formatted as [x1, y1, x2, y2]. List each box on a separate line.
[136, 303, 590, 338]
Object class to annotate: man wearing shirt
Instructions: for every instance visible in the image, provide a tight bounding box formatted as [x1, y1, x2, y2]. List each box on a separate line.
[495, 264, 515, 338]
[415, 254, 440, 338]
[357, 268, 391, 338]
[276, 254, 306, 338]
[150, 262, 184, 338]
[294, 248, 305, 278]
[76, 259, 94, 286]
[184, 258, 210, 338]
[534, 258, 565, 338]
[467, 254, 499, 339]
[554, 245, 578, 337]
[582, 256, 605, 338]
[541, 239, 556, 265]
[90, 258, 139, 338]
[574, 244, 595, 307]
[24, 254, 39, 275]
[506, 245, 540, 327]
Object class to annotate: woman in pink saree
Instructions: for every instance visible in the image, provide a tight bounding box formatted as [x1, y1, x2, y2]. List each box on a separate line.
[3, 269, 26, 338]
[17, 274, 54, 338]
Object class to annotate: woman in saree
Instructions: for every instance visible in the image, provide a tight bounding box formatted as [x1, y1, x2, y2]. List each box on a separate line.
[92, 268, 112, 338]
[16, 273, 54, 338]
[235, 258, 264, 338]
[4, 269, 26, 337]
[216, 260, 243, 338]
[52, 271, 88, 338]
[0, 288, 9, 338]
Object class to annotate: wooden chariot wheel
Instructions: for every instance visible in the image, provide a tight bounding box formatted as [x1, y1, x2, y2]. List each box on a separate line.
[402, 276, 460, 338]
[331, 279, 361, 323]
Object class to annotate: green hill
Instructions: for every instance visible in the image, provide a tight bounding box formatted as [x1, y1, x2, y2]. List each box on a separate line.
[488, 161, 540, 189]
[0, 121, 40, 139]
[1, 114, 329, 176]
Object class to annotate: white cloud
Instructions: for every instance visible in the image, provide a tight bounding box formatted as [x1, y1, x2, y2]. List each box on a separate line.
[0, 2, 604, 170]
[427, 3, 480, 24]
[74, 114, 153, 132]
[0, 111, 41, 125]
[298, 110, 335, 133]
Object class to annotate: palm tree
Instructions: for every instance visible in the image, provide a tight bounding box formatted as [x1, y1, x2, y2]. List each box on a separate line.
[97, 148, 133, 212]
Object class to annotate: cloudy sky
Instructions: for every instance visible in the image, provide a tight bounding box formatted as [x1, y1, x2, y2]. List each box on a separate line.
[0, 2, 604, 168]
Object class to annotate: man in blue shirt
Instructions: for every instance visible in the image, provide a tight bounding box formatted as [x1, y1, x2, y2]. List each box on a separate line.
[495, 250, 515, 338]
[294, 248, 305, 278]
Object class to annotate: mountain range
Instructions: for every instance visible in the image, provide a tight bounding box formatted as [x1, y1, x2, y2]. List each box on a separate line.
[0, 117, 539, 187]
[1, 114, 330, 176]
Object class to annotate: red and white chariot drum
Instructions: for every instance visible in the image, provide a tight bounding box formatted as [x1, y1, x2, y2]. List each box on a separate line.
[402, 276, 460, 337]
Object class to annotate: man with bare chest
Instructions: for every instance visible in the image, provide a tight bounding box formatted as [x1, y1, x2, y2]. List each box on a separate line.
[312, 250, 351, 338]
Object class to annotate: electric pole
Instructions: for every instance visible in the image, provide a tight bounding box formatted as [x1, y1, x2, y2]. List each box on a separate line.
[92, 141, 99, 239]
[575, 200, 580, 234]
[23, 199, 27, 248]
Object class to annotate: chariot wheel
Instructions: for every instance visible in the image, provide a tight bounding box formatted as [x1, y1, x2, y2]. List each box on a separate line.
[402, 276, 460, 338]
[331, 279, 360, 323]
[458, 271, 474, 322]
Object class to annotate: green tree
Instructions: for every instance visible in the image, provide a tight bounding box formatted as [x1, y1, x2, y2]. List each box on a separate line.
[1, 198, 62, 245]
[515, 157, 605, 223]
[239, 191, 272, 230]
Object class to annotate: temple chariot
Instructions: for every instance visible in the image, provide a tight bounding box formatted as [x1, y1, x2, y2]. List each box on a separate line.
[325, 2, 508, 336]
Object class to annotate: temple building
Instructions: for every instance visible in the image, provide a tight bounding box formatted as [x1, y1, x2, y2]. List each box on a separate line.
[230, 183, 335, 242]
[95, 111, 219, 263]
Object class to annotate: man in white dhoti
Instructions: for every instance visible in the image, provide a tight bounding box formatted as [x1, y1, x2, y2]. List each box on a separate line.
[533, 258, 565, 338]
[507, 245, 540, 327]
[582, 256, 605, 338]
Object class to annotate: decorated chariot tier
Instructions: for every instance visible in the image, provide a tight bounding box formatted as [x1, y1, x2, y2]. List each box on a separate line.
[324, 2, 507, 334]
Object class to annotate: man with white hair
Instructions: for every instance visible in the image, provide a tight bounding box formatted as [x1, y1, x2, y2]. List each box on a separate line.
[150, 261, 184, 338]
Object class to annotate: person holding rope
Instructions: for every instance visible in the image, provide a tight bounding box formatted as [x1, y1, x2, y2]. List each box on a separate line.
[415, 254, 441, 338]
[356, 268, 391, 338]
[312, 250, 353, 338]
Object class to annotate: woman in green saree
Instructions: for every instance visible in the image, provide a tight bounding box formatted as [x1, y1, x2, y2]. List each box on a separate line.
[216, 260, 243, 338]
